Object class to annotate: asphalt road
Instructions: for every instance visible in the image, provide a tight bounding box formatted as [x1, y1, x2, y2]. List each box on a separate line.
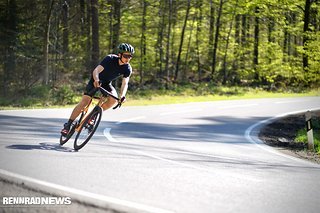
[0, 97, 320, 213]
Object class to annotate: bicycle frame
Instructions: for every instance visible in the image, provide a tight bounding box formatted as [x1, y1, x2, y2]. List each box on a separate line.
[75, 87, 119, 132]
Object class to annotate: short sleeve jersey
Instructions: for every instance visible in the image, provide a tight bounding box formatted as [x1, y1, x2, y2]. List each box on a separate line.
[93, 54, 132, 84]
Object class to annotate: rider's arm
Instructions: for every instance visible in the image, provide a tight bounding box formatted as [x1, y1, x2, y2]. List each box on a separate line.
[119, 77, 130, 99]
[92, 65, 104, 87]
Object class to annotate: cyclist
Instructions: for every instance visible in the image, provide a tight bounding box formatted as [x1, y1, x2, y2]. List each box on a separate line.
[61, 43, 134, 136]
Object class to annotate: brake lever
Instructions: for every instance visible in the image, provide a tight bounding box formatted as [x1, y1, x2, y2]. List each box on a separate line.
[112, 102, 122, 110]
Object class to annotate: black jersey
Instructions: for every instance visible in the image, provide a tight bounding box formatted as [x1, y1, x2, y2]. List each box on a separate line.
[92, 54, 132, 84]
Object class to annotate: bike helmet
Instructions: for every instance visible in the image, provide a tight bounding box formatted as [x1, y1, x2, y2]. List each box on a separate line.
[118, 43, 135, 55]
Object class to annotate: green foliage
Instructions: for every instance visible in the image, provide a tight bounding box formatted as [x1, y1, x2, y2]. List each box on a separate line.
[304, 31, 320, 87]
[0, 85, 78, 108]
[0, 0, 319, 100]
[29, 85, 51, 99]
[53, 85, 77, 105]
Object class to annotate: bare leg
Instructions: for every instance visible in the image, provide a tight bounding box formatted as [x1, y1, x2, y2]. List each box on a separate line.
[101, 97, 118, 111]
[69, 95, 92, 120]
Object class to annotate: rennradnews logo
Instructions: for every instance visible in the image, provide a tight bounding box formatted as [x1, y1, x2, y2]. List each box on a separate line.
[2, 196, 72, 205]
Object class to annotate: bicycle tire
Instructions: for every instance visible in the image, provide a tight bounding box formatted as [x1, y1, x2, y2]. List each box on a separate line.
[60, 123, 76, 145]
[74, 106, 102, 151]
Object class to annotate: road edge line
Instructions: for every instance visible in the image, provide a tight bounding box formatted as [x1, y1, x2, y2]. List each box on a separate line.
[0, 168, 173, 213]
[244, 107, 320, 165]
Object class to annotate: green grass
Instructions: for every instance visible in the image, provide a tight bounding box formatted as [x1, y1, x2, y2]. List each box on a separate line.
[295, 119, 320, 154]
[125, 86, 320, 106]
[0, 85, 319, 109]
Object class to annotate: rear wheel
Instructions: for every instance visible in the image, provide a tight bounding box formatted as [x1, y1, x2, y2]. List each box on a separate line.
[74, 106, 102, 151]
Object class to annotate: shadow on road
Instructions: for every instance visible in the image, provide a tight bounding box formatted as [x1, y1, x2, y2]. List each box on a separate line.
[6, 142, 74, 152]
[0, 113, 267, 145]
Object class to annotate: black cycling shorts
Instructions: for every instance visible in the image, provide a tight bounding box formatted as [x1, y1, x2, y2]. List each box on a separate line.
[84, 80, 117, 97]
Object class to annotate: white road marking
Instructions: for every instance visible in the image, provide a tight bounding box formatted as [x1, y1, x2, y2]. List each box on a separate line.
[218, 103, 258, 109]
[103, 128, 260, 182]
[275, 100, 304, 104]
[160, 109, 202, 116]
[2, 99, 319, 213]
[103, 128, 118, 142]
[115, 116, 146, 125]
[0, 169, 173, 213]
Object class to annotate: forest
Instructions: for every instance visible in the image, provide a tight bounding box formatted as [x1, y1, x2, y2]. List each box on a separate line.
[0, 0, 319, 104]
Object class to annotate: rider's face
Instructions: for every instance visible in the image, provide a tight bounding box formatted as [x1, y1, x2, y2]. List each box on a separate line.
[119, 52, 132, 64]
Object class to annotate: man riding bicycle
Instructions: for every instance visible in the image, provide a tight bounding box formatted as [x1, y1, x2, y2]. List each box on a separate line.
[61, 43, 134, 136]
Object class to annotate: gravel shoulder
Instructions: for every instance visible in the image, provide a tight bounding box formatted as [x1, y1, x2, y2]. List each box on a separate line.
[259, 110, 320, 164]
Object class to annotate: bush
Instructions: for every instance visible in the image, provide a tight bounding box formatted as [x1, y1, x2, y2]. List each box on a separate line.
[53, 85, 77, 105]
[29, 85, 51, 99]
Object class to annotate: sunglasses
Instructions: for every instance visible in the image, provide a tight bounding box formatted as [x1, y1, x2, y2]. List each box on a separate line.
[122, 54, 133, 59]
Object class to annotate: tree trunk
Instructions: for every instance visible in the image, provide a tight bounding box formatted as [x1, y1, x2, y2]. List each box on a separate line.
[174, 0, 191, 82]
[3, 0, 17, 95]
[165, 0, 173, 86]
[208, 0, 215, 66]
[184, 15, 196, 82]
[232, 14, 241, 84]
[222, 0, 238, 85]
[155, 1, 164, 79]
[303, 0, 312, 71]
[85, 0, 91, 73]
[80, 0, 85, 35]
[253, 6, 259, 82]
[211, 0, 224, 80]
[91, 0, 99, 68]
[196, 0, 203, 82]
[111, 0, 121, 51]
[107, 0, 113, 53]
[283, 13, 289, 61]
[139, 0, 147, 85]
[42, 0, 55, 85]
[62, 0, 69, 68]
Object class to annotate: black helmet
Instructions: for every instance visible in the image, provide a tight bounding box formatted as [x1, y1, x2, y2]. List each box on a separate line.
[118, 43, 135, 55]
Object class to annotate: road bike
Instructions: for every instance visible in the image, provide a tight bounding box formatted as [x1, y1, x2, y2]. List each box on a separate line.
[59, 87, 120, 151]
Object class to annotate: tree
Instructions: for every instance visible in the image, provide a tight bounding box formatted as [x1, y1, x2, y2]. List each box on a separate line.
[1, 0, 319, 101]
[174, 0, 191, 81]
[208, 0, 215, 72]
[211, 0, 224, 80]
[110, 0, 121, 51]
[303, 0, 312, 72]
[42, 0, 55, 85]
[62, 0, 69, 68]
[1, 0, 17, 95]
[91, 0, 99, 69]
[196, 0, 203, 82]
[139, 0, 147, 85]
[165, 0, 173, 85]
[222, 0, 239, 84]
[253, 6, 259, 82]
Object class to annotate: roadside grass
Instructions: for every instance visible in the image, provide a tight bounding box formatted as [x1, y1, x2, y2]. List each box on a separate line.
[295, 119, 320, 154]
[126, 87, 320, 106]
[0, 85, 319, 109]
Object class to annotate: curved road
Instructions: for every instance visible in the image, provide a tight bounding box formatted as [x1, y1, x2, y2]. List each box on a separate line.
[0, 97, 320, 213]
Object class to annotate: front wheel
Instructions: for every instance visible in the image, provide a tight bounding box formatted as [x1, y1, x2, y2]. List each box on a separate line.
[74, 106, 102, 151]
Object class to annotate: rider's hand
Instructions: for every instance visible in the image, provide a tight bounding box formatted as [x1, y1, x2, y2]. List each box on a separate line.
[93, 80, 101, 88]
